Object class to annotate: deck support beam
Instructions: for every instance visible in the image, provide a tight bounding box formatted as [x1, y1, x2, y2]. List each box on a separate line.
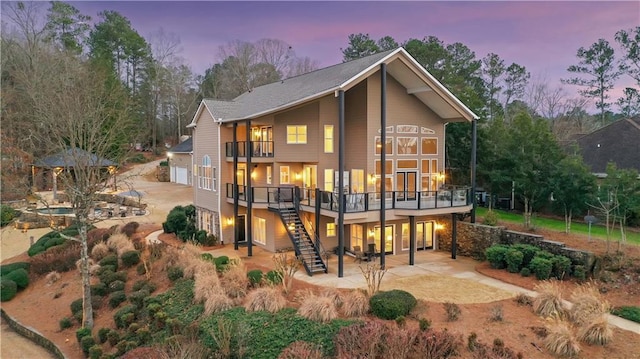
[246, 120, 253, 257]
[338, 89, 345, 277]
[233, 122, 239, 250]
[380, 63, 387, 268]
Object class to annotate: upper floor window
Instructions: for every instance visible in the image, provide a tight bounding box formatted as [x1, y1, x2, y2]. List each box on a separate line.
[421, 138, 438, 155]
[375, 137, 394, 155]
[200, 155, 212, 190]
[324, 169, 334, 191]
[324, 125, 334, 153]
[287, 125, 307, 144]
[280, 165, 290, 184]
[326, 223, 336, 237]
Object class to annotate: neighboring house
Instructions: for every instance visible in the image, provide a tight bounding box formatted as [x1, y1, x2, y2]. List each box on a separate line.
[188, 48, 478, 276]
[167, 137, 193, 186]
[575, 117, 640, 177]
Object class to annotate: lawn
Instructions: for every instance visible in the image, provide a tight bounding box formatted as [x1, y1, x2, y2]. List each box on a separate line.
[475, 207, 640, 245]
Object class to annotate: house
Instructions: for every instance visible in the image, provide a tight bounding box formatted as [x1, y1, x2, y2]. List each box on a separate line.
[167, 137, 193, 186]
[187, 48, 478, 276]
[575, 117, 640, 177]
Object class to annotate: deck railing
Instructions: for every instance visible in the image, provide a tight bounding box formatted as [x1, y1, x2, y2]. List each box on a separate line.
[225, 141, 274, 158]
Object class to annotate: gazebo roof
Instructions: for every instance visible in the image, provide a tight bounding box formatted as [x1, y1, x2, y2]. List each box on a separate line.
[35, 147, 117, 168]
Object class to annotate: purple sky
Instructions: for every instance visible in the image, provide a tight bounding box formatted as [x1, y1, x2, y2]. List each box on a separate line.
[72, 1, 638, 109]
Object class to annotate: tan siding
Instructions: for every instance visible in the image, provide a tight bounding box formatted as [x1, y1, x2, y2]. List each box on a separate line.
[344, 81, 369, 179]
[192, 108, 220, 229]
[273, 102, 320, 163]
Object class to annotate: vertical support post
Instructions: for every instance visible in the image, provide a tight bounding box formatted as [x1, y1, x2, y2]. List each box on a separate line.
[380, 63, 387, 268]
[451, 213, 457, 259]
[233, 122, 239, 250]
[315, 188, 321, 242]
[409, 216, 415, 265]
[470, 118, 477, 223]
[246, 120, 253, 257]
[337, 90, 345, 278]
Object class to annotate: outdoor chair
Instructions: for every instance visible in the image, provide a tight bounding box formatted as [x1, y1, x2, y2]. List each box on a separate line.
[353, 246, 366, 263]
[367, 243, 377, 260]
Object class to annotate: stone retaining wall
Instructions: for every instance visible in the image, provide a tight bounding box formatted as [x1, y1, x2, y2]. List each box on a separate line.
[1, 308, 65, 359]
[438, 221, 596, 269]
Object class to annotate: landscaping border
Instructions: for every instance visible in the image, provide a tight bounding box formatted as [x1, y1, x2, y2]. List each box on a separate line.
[0, 308, 66, 359]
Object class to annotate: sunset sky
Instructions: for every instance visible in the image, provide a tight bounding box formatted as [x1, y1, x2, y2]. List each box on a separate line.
[66, 1, 640, 108]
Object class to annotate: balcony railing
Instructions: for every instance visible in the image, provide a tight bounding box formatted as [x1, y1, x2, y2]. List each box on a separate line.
[225, 184, 471, 213]
[225, 141, 274, 158]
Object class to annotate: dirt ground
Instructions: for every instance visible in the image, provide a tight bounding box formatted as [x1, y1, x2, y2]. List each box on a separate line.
[1, 222, 639, 359]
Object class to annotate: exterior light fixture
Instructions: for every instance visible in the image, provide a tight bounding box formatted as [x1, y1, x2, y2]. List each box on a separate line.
[434, 223, 445, 231]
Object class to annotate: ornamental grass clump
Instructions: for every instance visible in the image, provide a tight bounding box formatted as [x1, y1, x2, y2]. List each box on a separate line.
[341, 289, 370, 317]
[244, 287, 287, 313]
[544, 319, 580, 358]
[298, 295, 338, 323]
[203, 293, 234, 316]
[193, 271, 221, 303]
[220, 261, 249, 299]
[533, 281, 566, 318]
[277, 341, 324, 359]
[569, 282, 610, 325]
[577, 313, 612, 345]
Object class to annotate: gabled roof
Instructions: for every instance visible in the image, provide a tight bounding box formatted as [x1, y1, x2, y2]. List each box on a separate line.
[576, 117, 640, 173]
[167, 137, 193, 154]
[35, 147, 117, 168]
[188, 47, 478, 127]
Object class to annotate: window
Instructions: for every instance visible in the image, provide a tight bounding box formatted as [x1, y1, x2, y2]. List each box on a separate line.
[351, 169, 364, 193]
[397, 137, 418, 155]
[402, 223, 410, 250]
[266, 166, 272, 184]
[397, 160, 417, 169]
[324, 169, 334, 191]
[351, 224, 363, 251]
[200, 155, 212, 190]
[326, 223, 336, 237]
[421, 137, 438, 155]
[287, 125, 307, 144]
[375, 136, 394, 155]
[253, 217, 266, 244]
[280, 166, 290, 184]
[374, 160, 393, 175]
[324, 125, 334, 153]
[212, 167, 217, 191]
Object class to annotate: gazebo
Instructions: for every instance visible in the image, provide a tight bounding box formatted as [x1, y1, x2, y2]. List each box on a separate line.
[32, 148, 118, 202]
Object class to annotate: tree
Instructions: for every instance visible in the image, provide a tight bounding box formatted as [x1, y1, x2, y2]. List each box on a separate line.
[482, 53, 505, 121]
[615, 26, 640, 84]
[44, 1, 91, 54]
[341, 33, 380, 62]
[551, 155, 597, 233]
[376, 36, 399, 52]
[617, 87, 640, 117]
[502, 63, 530, 121]
[563, 39, 622, 126]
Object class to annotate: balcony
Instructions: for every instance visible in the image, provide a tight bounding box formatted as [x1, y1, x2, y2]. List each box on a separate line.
[225, 141, 274, 158]
[225, 184, 471, 213]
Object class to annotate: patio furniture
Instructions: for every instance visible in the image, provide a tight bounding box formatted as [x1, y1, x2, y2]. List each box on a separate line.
[353, 246, 366, 263]
[367, 243, 377, 260]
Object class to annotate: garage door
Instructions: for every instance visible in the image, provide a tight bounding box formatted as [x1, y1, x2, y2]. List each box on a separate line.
[175, 167, 188, 185]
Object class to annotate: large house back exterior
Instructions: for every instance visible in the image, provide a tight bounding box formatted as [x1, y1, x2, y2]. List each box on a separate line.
[188, 48, 478, 276]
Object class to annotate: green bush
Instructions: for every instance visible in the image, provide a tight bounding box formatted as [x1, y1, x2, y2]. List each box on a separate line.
[107, 330, 120, 346]
[108, 290, 127, 308]
[96, 265, 116, 276]
[59, 317, 73, 330]
[4, 268, 29, 289]
[163, 206, 188, 234]
[70, 298, 84, 315]
[370, 289, 417, 320]
[505, 249, 524, 273]
[573, 265, 586, 281]
[611, 306, 640, 323]
[159, 160, 169, 167]
[483, 210, 499, 226]
[0, 279, 17, 301]
[201, 253, 214, 262]
[247, 269, 263, 286]
[135, 326, 152, 344]
[1, 205, 17, 227]
[108, 280, 126, 293]
[520, 267, 531, 277]
[80, 335, 95, 355]
[91, 282, 108, 297]
[132, 280, 157, 293]
[97, 327, 111, 344]
[511, 244, 539, 267]
[128, 289, 150, 309]
[485, 245, 509, 269]
[214, 255, 230, 272]
[99, 254, 118, 270]
[529, 257, 553, 280]
[419, 318, 431, 331]
[136, 263, 146, 275]
[167, 266, 184, 281]
[0, 262, 30, 276]
[88, 344, 102, 359]
[75, 327, 92, 344]
[265, 270, 282, 285]
[120, 250, 141, 267]
[551, 255, 572, 279]
[113, 304, 137, 329]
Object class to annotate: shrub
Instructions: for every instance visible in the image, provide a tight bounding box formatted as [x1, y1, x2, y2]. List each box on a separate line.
[91, 243, 110, 261]
[107, 330, 120, 346]
[113, 304, 137, 329]
[120, 250, 141, 267]
[485, 245, 509, 269]
[89, 282, 107, 297]
[97, 327, 111, 344]
[483, 210, 499, 226]
[333, 320, 388, 357]
[167, 266, 184, 281]
[533, 281, 566, 318]
[544, 320, 580, 358]
[128, 289, 150, 309]
[577, 314, 612, 345]
[203, 293, 234, 316]
[80, 335, 96, 355]
[4, 268, 29, 289]
[551, 255, 572, 279]
[70, 298, 84, 315]
[220, 262, 249, 299]
[341, 290, 369, 317]
[136, 326, 152, 344]
[265, 270, 282, 285]
[163, 206, 188, 234]
[278, 341, 324, 359]
[511, 244, 539, 267]
[121, 222, 140, 237]
[514, 293, 533, 306]
[419, 318, 431, 331]
[247, 269, 263, 287]
[1, 204, 17, 227]
[570, 283, 610, 325]
[88, 344, 102, 359]
[444, 302, 461, 321]
[109, 290, 127, 308]
[413, 328, 462, 358]
[0, 262, 30, 276]
[0, 279, 17, 301]
[59, 317, 73, 330]
[132, 280, 157, 293]
[573, 265, 587, 282]
[490, 304, 504, 322]
[529, 256, 553, 280]
[505, 249, 524, 273]
[214, 256, 230, 272]
[29, 241, 81, 274]
[370, 290, 417, 320]
[194, 272, 221, 303]
[244, 287, 287, 313]
[611, 306, 640, 323]
[109, 280, 126, 293]
[99, 254, 118, 270]
[520, 267, 531, 277]
[298, 296, 338, 323]
[75, 327, 92, 344]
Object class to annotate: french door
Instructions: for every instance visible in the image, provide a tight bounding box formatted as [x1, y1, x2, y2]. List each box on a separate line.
[396, 171, 417, 203]
[416, 221, 434, 250]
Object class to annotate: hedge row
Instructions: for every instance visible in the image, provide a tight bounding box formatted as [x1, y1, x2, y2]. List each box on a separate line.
[485, 244, 574, 280]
